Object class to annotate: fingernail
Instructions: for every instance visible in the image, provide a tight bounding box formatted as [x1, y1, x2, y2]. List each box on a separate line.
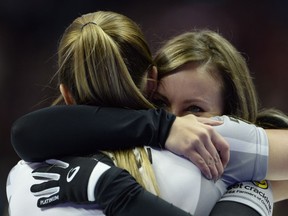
[215, 175, 220, 182]
[206, 173, 212, 180]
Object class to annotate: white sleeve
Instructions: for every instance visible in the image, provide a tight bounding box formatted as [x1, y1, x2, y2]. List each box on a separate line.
[212, 115, 269, 185]
[218, 180, 274, 216]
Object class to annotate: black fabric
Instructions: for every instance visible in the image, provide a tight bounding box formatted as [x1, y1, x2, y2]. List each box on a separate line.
[209, 201, 260, 216]
[30, 151, 192, 215]
[96, 166, 192, 216]
[30, 156, 100, 207]
[12, 105, 258, 215]
[11, 105, 176, 162]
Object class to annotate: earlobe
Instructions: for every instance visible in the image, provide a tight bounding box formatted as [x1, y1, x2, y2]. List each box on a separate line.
[59, 84, 75, 105]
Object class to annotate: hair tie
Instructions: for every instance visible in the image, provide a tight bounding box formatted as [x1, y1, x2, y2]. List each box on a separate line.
[81, 22, 97, 30]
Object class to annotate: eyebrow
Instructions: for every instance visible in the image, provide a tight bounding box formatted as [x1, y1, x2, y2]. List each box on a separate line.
[182, 98, 208, 105]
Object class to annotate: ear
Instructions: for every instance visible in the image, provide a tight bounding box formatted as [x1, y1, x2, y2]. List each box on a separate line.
[146, 66, 158, 98]
[59, 84, 76, 105]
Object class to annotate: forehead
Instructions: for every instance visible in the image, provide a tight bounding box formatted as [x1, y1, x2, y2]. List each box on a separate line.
[157, 62, 224, 112]
[159, 62, 222, 93]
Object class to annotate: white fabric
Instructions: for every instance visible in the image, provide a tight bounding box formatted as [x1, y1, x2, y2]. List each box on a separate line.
[7, 116, 270, 216]
[6, 160, 102, 216]
[87, 162, 110, 201]
[152, 149, 214, 215]
[219, 181, 273, 216]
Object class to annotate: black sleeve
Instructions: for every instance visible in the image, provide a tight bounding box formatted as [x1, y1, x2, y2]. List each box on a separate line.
[209, 201, 260, 216]
[11, 105, 176, 162]
[95, 167, 192, 216]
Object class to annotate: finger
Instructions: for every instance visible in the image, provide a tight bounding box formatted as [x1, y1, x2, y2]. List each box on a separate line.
[46, 159, 69, 168]
[32, 165, 65, 174]
[197, 117, 223, 126]
[32, 186, 59, 197]
[203, 139, 224, 178]
[30, 181, 59, 195]
[31, 164, 51, 172]
[196, 145, 221, 180]
[186, 152, 212, 180]
[32, 171, 60, 181]
[211, 133, 230, 168]
[213, 152, 224, 179]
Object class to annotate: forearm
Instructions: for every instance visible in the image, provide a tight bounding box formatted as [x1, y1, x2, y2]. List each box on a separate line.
[96, 167, 192, 216]
[270, 180, 288, 202]
[266, 129, 288, 180]
[211, 181, 273, 216]
[11, 105, 175, 162]
[210, 201, 260, 216]
[30, 153, 191, 215]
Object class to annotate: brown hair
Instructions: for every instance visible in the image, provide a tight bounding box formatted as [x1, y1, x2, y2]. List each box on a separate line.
[155, 30, 258, 122]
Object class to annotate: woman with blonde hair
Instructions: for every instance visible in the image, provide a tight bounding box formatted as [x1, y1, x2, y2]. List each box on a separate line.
[9, 14, 288, 216]
[8, 11, 231, 216]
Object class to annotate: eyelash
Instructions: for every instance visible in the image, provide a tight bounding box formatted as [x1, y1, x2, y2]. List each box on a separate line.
[152, 98, 205, 115]
[186, 105, 204, 113]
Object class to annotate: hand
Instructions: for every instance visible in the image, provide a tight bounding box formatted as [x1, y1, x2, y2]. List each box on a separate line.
[30, 155, 111, 207]
[165, 114, 229, 180]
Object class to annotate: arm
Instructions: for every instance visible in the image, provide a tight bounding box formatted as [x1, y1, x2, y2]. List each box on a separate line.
[212, 116, 288, 181]
[95, 164, 193, 216]
[265, 129, 288, 180]
[270, 180, 288, 202]
[210, 201, 261, 216]
[210, 181, 273, 216]
[12, 105, 175, 161]
[31, 155, 192, 216]
[11, 105, 229, 180]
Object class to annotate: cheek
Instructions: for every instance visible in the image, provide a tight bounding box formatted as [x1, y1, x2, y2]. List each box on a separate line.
[210, 102, 224, 117]
[209, 87, 225, 115]
[217, 92, 225, 115]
